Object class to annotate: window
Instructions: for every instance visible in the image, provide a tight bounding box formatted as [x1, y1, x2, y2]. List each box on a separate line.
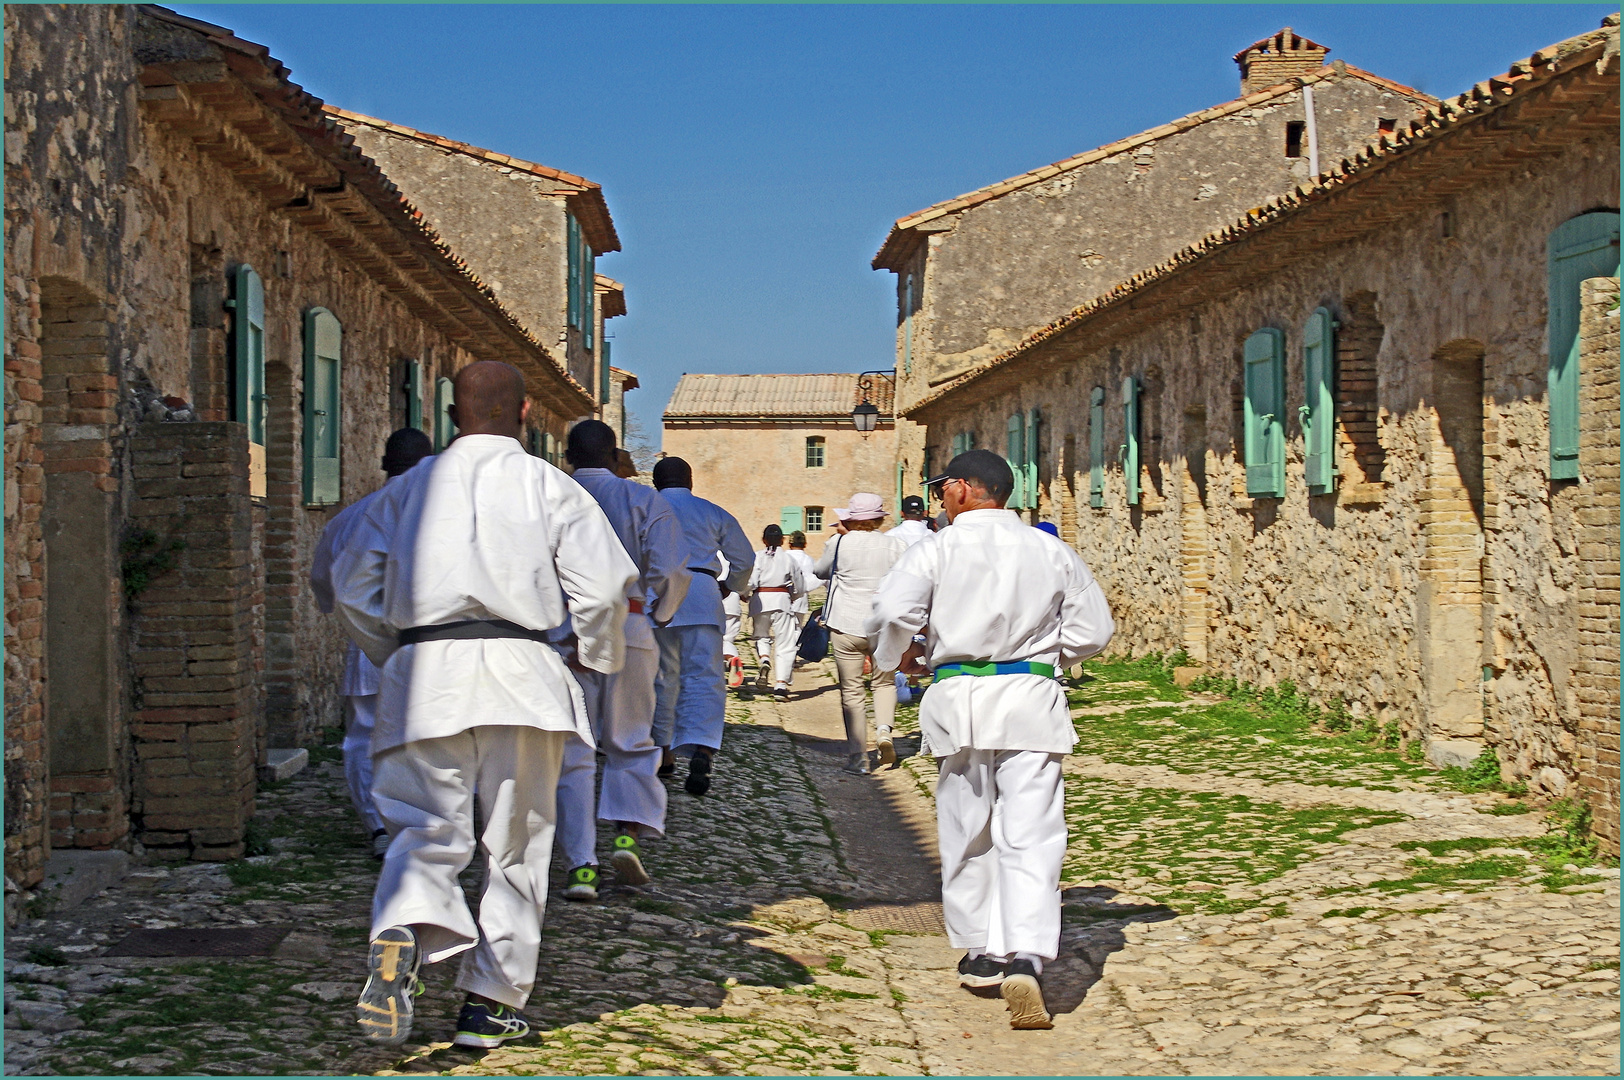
[302, 308, 342, 506]
[1004, 410, 1041, 510]
[805, 436, 826, 468]
[567, 212, 595, 350]
[1285, 121, 1305, 158]
[1088, 387, 1106, 508]
[1243, 328, 1286, 497]
[404, 359, 423, 431]
[805, 507, 823, 532]
[229, 264, 266, 445]
[1377, 117, 1397, 135]
[1301, 307, 1337, 494]
[1547, 211, 1621, 480]
[950, 431, 975, 457]
[1121, 377, 1140, 506]
[434, 376, 455, 451]
[901, 271, 915, 376]
[779, 507, 804, 533]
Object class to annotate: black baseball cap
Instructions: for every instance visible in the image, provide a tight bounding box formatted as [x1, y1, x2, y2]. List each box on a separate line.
[900, 495, 926, 514]
[925, 450, 1014, 503]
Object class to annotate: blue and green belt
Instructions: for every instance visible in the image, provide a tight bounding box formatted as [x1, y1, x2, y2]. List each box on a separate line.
[932, 661, 1057, 683]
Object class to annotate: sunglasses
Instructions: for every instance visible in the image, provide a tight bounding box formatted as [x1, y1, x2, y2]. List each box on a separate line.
[930, 477, 965, 501]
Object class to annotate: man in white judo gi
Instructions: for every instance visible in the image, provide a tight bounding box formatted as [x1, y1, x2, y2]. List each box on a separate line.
[310, 427, 433, 859]
[557, 420, 690, 902]
[747, 524, 807, 701]
[649, 457, 754, 796]
[868, 449, 1114, 1030]
[719, 554, 745, 689]
[332, 362, 637, 1049]
[785, 530, 819, 634]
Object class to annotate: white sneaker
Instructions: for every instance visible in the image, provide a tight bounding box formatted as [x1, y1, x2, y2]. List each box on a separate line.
[370, 829, 390, 860]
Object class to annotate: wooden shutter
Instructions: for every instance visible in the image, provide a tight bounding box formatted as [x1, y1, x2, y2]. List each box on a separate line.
[528, 428, 542, 457]
[1244, 328, 1286, 497]
[1006, 413, 1026, 508]
[599, 338, 612, 404]
[434, 377, 455, 451]
[229, 264, 266, 445]
[302, 308, 342, 506]
[405, 359, 423, 431]
[1088, 386, 1105, 508]
[566, 213, 581, 330]
[1301, 307, 1336, 494]
[1025, 408, 1041, 511]
[901, 273, 914, 376]
[583, 247, 597, 351]
[779, 506, 804, 533]
[1121, 376, 1140, 506]
[1548, 212, 1621, 480]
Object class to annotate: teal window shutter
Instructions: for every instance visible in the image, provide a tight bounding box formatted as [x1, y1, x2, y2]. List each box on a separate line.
[779, 506, 804, 533]
[1301, 307, 1337, 494]
[1025, 408, 1041, 511]
[1121, 376, 1140, 506]
[1548, 211, 1620, 480]
[405, 359, 423, 431]
[1244, 328, 1286, 497]
[566, 213, 581, 330]
[1088, 386, 1105, 508]
[229, 264, 266, 445]
[528, 428, 542, 457]
[895, 461, 904, 518]
[599, 339, 612, 404]
[583, 246, 597, 351]
[302, 308, 342, 506]
[901, 272, 914, 376]
[1006, 413, 1026, 508]
[951, 433, 964, 458]
[434, 376, 455, 451]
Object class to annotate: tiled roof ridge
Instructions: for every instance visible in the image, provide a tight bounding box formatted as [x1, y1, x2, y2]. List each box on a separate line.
[665, 372, 896, 418]
[904, 20, 1619, 417]
[323, 105, 622, 254]
[136, 5, 594, 412]
[872, 61, 1435, 269]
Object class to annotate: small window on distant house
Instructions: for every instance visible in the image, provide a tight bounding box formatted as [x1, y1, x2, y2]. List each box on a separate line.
[805, 436, 826, 468]
[805, 507, 824, 532]
[1285, 121, 1305, 158]
[1377, 117, 1397, 135]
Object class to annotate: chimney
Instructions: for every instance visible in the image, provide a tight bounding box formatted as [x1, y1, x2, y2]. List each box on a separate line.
[1234, 28, 1330, 94]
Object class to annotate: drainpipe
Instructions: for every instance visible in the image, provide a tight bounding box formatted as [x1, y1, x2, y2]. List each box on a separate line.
[1302, 83, 1321, 182]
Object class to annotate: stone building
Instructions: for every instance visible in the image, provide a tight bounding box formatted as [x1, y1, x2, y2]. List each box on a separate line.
[2, 4, 604, 896]
[602, 365, 639, 449]
[661, 374, 903, 558]
[874, 29, 1435, 495]
[897, 21, 1621, 838]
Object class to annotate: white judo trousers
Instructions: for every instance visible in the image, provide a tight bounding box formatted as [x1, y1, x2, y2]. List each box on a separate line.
[557, 613, 665, 868]
[936, 748, 1066, 968]
[371, 725, 565, 1010]
[344, 694, 384, 833]
[752, 609, 800, 686]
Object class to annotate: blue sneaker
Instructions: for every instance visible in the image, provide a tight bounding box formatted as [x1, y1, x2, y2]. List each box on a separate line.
[453, 998, 531, 1049]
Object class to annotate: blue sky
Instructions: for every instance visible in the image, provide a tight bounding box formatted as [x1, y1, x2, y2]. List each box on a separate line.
[178, 3, 1615, 446]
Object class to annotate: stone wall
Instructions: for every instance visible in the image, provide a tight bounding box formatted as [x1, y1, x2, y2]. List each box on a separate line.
[127, 423, 259, 862]
[912, 129, 1618, 792]
[888, 68, 1430, 409]
[661, 422, 901, 560]
[1574, 277, 1620, 854]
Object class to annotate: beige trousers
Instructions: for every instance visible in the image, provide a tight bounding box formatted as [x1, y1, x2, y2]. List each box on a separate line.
[830, 630, 897, 758]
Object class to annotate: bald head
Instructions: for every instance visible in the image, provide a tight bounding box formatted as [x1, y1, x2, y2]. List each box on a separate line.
[653, 457, 692, 490]
[449, 361, 528, 439]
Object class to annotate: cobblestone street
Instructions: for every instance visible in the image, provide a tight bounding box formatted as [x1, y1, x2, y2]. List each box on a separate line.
[5, 656, 1618, 1076]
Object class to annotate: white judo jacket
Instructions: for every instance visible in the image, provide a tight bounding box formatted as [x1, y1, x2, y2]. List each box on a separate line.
[310, 478, 400, 698]
[866, 508, 1114, 756]
[331, 434, 639, 755]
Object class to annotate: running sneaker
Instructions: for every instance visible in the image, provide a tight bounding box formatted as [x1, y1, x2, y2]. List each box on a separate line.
[876, 739, 897, 768]
[842, 753, 871, 776]
[371, 829, 390, 860]
[609, 833, 652, 886]
[772, 684, 790, 702]
[452, 998, 531, 1049]
[957, 953, 1007, 989]
[563, 864, 599, 902]
[755, 664, 769, 690]
[685, 748, 713, 796]
[356, 925, 421, 1045]
[1001, 959, 1053, 1029]
[727, 655, 746, 688]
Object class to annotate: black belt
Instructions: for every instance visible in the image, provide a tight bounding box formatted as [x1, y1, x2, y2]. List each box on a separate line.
[690, 567, 718, 578]
[398, 619, 552, 646]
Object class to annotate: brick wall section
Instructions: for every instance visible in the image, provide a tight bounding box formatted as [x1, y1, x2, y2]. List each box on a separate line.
[1574, 277, 1620, 855]
[127, 422, 259, 861]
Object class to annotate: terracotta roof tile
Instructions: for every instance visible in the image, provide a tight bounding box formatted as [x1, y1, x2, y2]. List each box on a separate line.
[664, 373, 894, 419]
[905, 20, 1620, 417]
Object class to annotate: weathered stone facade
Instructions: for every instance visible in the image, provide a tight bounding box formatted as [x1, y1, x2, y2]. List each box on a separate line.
[662, 375, 906, 559]
[902, 24, 1619, 824]
[4, 5, 595, 892]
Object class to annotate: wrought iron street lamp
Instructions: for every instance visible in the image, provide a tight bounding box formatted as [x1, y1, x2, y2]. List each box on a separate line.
[851, 370, 895, 436]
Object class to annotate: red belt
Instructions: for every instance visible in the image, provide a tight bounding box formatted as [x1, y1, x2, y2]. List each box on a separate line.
[628, 598, 645, 615]
[755, 586, 791, 593]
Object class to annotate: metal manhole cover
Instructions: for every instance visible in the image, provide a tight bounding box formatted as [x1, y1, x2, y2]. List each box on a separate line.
[843, 902, 944, 934]
[106, 925, 293, 957]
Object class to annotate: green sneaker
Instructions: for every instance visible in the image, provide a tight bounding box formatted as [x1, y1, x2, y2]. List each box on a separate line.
[609, 832, 651, 886]
[563, 864, 599, 902]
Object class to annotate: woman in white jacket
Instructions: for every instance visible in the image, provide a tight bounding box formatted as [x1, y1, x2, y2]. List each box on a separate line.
[813, 494, 908, 774]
